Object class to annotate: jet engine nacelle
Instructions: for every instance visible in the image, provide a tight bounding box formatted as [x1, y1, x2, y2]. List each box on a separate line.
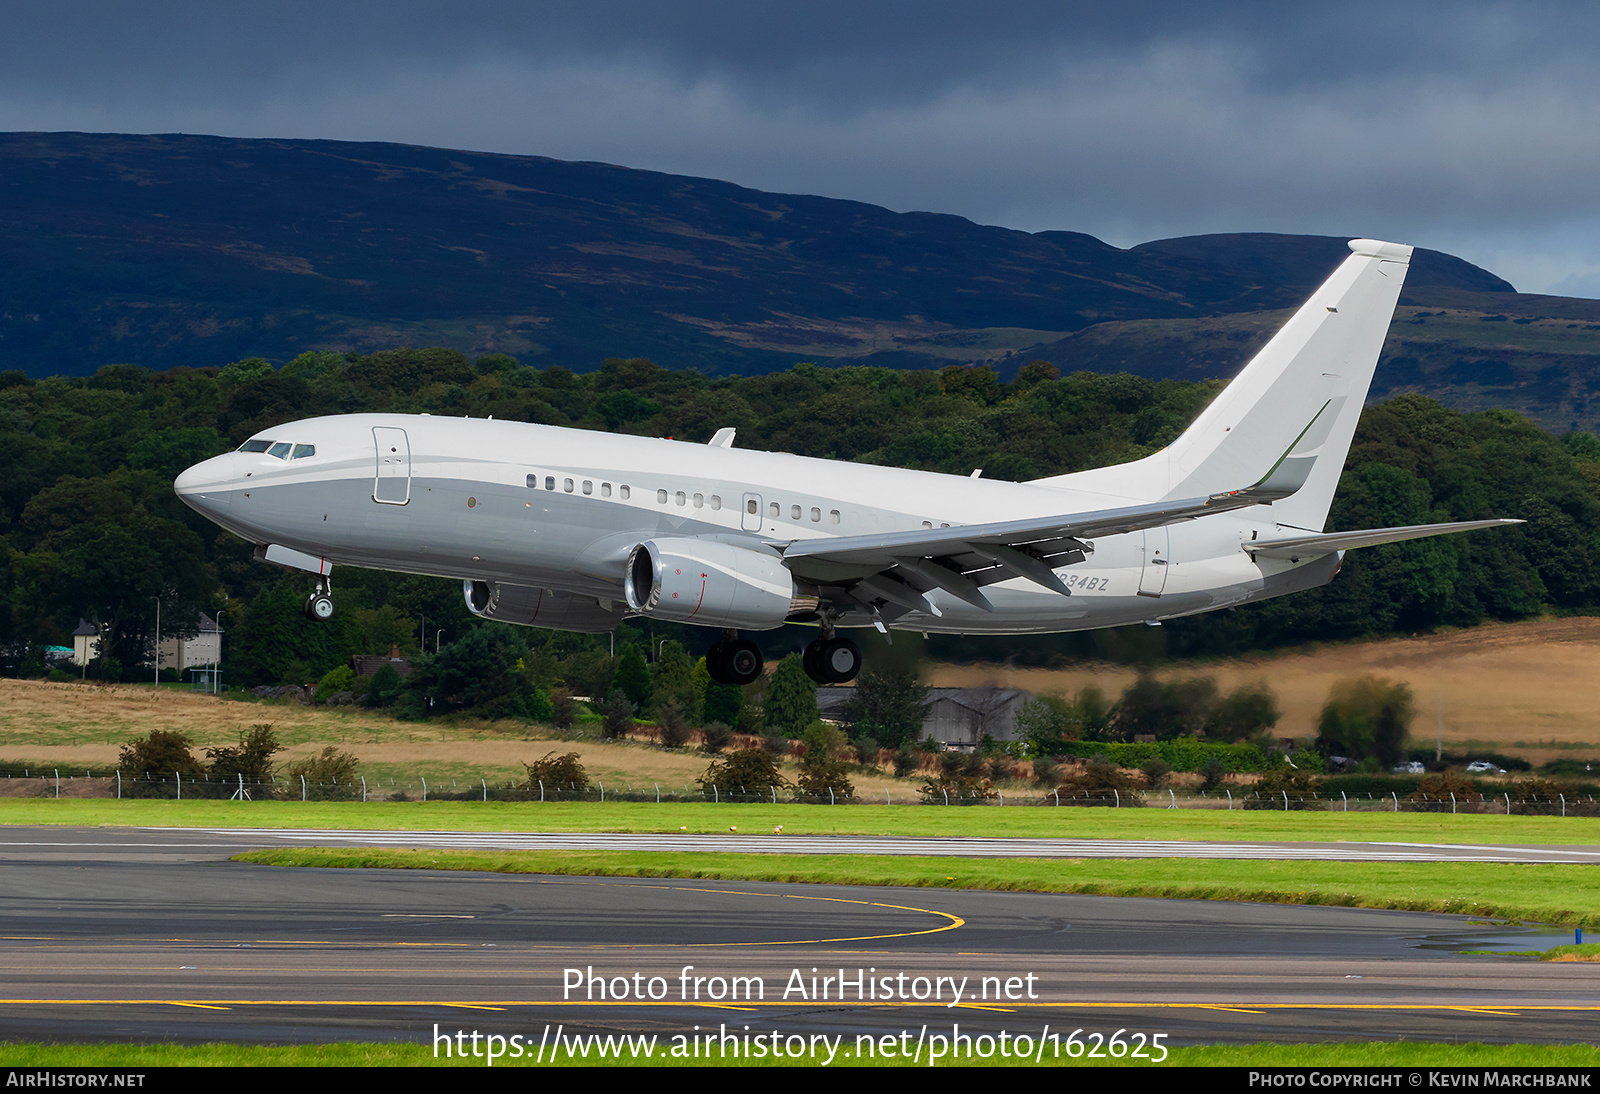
[464, 580, 628, 634]
[624, 537, 816, 630]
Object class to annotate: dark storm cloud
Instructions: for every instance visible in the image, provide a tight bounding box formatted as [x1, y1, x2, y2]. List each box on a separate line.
[4, 1, 1600, 292]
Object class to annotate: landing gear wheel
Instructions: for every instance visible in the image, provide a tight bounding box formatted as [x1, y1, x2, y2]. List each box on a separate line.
[721, 639, 764, 686]
[303, 592, 335, 622]
[805, 636, 861, 684]
[820, 636, 861, 683]
[705, 640, 730, 685]
[802, 640, 824, 683]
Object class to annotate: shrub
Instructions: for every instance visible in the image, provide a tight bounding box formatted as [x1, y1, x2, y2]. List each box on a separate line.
[1053, 756, 1144, 806]
[283, 746, 362, 801]
[601, 696, 635, 740]
[655, 699, 692, 749]
[701, 748, 788, 799]
[700, 723, 735, 754]
[205, 724, 283, 783]
[1247, 769, 1325, 810]
[1317, 677, 1414, 766]
[920, 751, 994, 804]
[524, 751, 589, 794]
[797, 723, 855, 799]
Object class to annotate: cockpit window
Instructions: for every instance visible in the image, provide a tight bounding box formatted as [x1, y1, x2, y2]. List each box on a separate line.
[291, 444, 315, 459]
[268, 442, 293, 459]
[238, 440, 273, 453]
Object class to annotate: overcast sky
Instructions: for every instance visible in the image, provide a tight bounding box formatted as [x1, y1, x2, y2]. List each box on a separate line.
[5, 1, 1600, 295]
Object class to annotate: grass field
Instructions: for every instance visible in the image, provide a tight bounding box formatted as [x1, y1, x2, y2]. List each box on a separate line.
[6, 796, 1600, 842]
[234, 846, 1600, 926]
[928, 616, 1600, 761]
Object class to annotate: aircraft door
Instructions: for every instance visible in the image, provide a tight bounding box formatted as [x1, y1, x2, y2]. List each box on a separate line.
[1138, 526, 1169, 597]
[741, 493, 762, 532]
[373, 427, 411, 505]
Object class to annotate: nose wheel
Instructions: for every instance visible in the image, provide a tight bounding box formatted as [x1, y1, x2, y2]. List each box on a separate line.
[804, 636, 861, 684]
[303, 582, 335, 622]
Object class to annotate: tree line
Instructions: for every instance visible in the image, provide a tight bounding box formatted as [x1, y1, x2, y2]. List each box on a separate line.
[2, 348, 1598, 685]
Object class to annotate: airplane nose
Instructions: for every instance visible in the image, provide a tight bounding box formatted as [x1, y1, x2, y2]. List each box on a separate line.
[174, 453, 235, 510]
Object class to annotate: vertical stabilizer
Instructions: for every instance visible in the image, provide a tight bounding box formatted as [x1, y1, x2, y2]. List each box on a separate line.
[1033, 238, 1412, 532]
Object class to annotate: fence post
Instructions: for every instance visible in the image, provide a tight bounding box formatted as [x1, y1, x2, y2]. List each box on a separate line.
[421, 777, 426, 803]
[713, 784, 719, 803]
[539, 779, 544, 803]
[1342, 791, 1347, 813]
[176, 770, 181, 801]
[1561, 793, 1567, 818]
[483, 778, 487, 803]
[1226, 788, 1231, 810]
[1450, 792, 1456, 815]
[655, 782, 661, 804]
[1282, 789, 1288, 812]
[599, 780, 605, 803]
[1114, 788, 1119, 809]
[942, 788, 949, 806]
[1392, 791, 1398, 812]
[1505, 792, 1510, 815]
[1168, 788, 1175, 810]
[828, 786, 834, 806]
[1053, 789, 1060, 807]
[302, 774, 307, 802]
[361, 776, 367, 802]
[54, 769, 59, 799]
[116, 769, 121, 799]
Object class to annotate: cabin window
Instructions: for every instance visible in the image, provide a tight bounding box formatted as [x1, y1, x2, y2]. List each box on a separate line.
[545, 476, 555, 491]
[268, 442, 293, 459]
[657, 489, 668, 504]
[526, 475, 538, 489]
[941, 523, 950, 528]
[769, 502, 780, 517]
[790, 505, 801, 520]
[693, 493, 704, 508]
[747, 499, 758, 515]
[620, 485, 630, 500]
[291, 444, 315, 459]
[710, 495, 721, 510]
[582, 480, 593, 495]
[830, 510, 841, 524]
[563, 478, 574, 493]
[922, 521, 933, 529]
[238, 439, 273, 453]
[601, 483, 612, 498]
[811, 507, 821, 522]
[675, 491, 686, 507]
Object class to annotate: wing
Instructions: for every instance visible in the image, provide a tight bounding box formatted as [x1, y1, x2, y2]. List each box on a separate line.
[776, 402, 1331, 617]
[780, 482, 1302, 616]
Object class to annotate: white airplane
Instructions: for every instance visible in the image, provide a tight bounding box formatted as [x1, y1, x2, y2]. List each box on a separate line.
[174, 239, 1519, 687]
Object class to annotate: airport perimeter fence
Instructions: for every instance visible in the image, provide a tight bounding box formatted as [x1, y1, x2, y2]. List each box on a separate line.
[4, 767, 1600, 815]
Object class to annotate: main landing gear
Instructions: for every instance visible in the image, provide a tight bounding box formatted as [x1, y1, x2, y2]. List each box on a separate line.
[803, 634, 861, 685]
[302, 579, 335, 622]
[706, 631, 764, 686]
[705, 623, 863, 688]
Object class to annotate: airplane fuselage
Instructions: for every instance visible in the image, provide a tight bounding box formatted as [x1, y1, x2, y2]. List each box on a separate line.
[175, 411, 1330, 636]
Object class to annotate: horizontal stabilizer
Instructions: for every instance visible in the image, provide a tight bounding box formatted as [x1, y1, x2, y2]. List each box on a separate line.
[1246, 519, 1523, 561]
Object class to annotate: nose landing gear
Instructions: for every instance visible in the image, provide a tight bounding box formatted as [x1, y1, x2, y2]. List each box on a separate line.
[302, 580, 335, 622]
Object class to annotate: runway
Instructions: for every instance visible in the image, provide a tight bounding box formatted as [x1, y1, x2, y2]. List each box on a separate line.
[0, 826, 1595, 1053]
